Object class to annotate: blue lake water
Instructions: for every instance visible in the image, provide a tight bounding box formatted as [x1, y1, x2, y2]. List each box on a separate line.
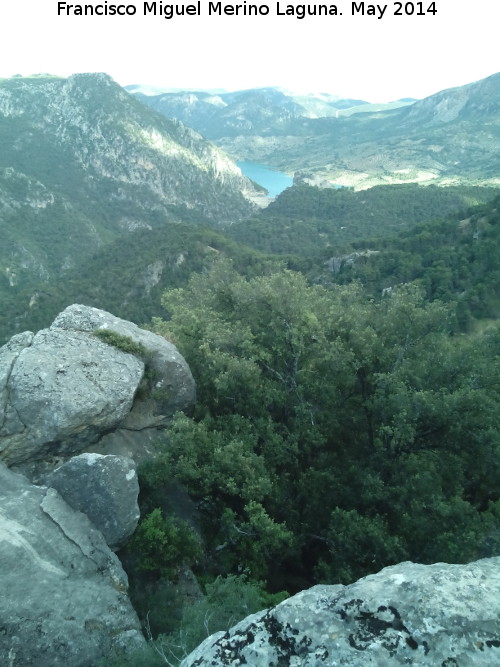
[237, 161, 293, 198]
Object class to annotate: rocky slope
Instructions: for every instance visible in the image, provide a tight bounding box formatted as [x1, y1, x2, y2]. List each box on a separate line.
[182, 557, 500, 666]
[0, 73, 257, 298]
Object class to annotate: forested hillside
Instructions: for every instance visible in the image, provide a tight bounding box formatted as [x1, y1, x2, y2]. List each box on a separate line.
[228, 183, 499, 254]
[1, 223, 279, 343]
[332, 196, 500, 327]
[0, 73, 258, 341]
[2, 71, 500, 665]
[5, 183, 498, 344]
[118, 253, 500, 662]
[228, 184, 500, 327]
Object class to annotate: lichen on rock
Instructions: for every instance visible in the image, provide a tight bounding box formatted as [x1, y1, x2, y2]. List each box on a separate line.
[181, 558, 500, 666]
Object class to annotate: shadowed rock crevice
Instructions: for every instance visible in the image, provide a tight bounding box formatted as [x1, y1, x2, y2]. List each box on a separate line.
[0, 331, 34, 436]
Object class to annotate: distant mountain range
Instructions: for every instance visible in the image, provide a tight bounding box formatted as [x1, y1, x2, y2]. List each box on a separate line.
[129, 73, 500, 190]
[282, 72, 500, 189]
[2, 71, 499, 342]
[126, 85, 414, 139]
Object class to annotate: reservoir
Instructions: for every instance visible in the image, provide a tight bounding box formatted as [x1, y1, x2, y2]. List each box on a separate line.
[237, 161, 293, 198]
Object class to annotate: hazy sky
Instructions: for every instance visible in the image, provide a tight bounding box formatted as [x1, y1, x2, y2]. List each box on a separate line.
[1, 0, 498, 101]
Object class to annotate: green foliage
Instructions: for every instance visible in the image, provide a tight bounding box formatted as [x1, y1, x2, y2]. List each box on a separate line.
[331, 195, 500, 325]
[315, 509, 407, 584]
[92, 329, 149, 359]
[98, 644, 166, 667]
[147, 259, 500, 591]
[126, 509, 202, 579]
[153, 575, 287, 666]
[0, 218, 281, 344]
[127, 578, 185, 642]
[141, 412, 294, 580]
[108, 575, 288, 666]
[227, 184, 499, 257]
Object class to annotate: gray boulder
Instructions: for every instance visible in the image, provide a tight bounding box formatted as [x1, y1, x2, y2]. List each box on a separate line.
[0, 462, 144, 666]
[0, 327, 144, 466]
[0, 304, 195, 468]
[181, 558, 500, 666]
[0, 331, 35, 440]
[52, 303, 196, 425]
[46, 453, 140, 549]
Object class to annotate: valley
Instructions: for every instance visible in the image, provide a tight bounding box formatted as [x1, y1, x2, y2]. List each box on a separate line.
[236, 160, 293, 197]
[1, 68, 500, 667]
[132, 74, 500, 190]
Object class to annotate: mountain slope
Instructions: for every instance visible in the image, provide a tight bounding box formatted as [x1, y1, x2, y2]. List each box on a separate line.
[0, 74, 258, 280]
[6, 182, 498, 344]
[211, 73, 500, 189]
[128, 86, 413, 140]
[3, 222, 277, 343]
[0, 72, 261, 337]
[227, 183, 500, 256]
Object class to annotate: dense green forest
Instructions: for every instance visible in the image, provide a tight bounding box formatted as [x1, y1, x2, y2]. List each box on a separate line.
[227, 183, 499, 255]
[106, 188, 500, 665]
[4, 183, 498, 344]
[0, 222, 282, 343]
[3, 182, 500, 665]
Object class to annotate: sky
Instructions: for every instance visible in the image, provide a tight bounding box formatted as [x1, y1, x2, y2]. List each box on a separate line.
[0, 0, 498, 102]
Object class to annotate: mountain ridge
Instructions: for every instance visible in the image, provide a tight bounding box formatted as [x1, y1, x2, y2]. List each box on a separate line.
[133, 73, 500, 190]
[128, 85, 414, 141]
[0, 72, 260, 336]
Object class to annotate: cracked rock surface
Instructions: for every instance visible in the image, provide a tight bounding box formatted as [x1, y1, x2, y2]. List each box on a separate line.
[46, 453, 140, 550]
[181, 558, 500, 666]
[0, 462, 144, 666]
[46, 453, 139, 549]
[0, 304, 195, 468]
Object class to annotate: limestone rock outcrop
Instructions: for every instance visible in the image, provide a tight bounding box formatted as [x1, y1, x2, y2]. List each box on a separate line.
[181, 557, 500, 666]
[46, 453, 140, 549]
[0, 462, 144, 666]
[0, 304, 195, 469]
[52, 303, 195, 426]
[0, 326, 143, 466]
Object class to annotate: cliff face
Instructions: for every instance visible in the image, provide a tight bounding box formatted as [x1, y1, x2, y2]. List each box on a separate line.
[0, 73, 257, 292]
